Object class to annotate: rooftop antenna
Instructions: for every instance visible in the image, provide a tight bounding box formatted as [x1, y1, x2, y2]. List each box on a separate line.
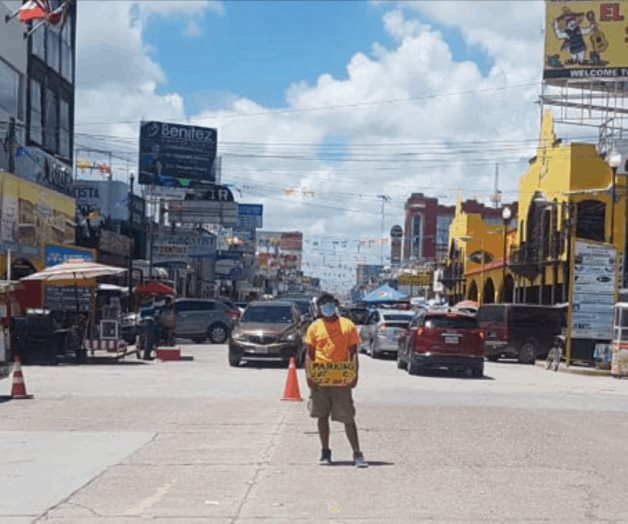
[490, 163, 502, 209]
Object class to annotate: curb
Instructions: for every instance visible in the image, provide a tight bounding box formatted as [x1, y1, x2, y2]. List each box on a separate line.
[534, 360, 611, 377]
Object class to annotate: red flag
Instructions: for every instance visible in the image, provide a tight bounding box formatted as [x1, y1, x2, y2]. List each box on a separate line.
[18, 0, 47, 22]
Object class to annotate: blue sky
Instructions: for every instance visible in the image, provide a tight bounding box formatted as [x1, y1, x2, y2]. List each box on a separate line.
[143, 1, 493, 114]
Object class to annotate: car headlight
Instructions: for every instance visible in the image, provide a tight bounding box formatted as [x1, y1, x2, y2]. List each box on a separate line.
[282, 332, 297, 342]
[231, 332, 244, 341]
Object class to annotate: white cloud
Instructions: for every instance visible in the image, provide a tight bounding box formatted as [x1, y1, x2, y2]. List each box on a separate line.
[74, 3, 548, 287]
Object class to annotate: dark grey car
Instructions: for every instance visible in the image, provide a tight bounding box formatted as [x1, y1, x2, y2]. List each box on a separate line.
[175, 299, 238, 344]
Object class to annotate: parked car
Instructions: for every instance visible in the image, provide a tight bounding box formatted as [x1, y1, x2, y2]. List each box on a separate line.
[228, 301, 305, 367]
[476, 304, 565, 364]
[217, 298, 242, 319]
[360, 308, 415, 358]
[280, 296, 316, 326]
[174, 298, 239, 344]
[397, 311, 485, 377]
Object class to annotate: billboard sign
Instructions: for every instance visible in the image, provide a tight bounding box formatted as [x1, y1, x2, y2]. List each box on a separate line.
[45, 244, 94, 267]
[167, 200, 238, 226]
[138, 121, 217, 187]
[0, 172, 75, 259]
[237, 204, 264, 229]
[544, 1, 628, 82]
[152, 230, 216, 263]
[570, 241, 616, 339]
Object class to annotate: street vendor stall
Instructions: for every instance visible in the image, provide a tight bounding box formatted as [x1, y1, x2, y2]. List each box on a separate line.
[19, 259, 135, 362]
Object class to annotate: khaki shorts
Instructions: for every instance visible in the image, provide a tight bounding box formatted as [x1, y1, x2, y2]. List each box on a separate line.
[308, 386, 355, 423]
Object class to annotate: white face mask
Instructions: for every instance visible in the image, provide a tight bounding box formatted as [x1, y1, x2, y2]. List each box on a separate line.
[320, 302, 337, 318]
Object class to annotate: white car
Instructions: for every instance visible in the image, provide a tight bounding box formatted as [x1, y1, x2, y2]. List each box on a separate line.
[360, 308, 415, 358]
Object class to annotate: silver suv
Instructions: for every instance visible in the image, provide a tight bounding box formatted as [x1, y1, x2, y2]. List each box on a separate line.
[175, 299, 238, 344]
[359, 308, 415, 358]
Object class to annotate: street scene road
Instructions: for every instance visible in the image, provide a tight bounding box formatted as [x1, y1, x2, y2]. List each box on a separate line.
[3, 345, 628, 523]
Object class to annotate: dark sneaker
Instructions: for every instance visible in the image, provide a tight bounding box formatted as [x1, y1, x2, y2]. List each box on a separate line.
[319, 448, 332, 465]
[354, 452, 369, 468]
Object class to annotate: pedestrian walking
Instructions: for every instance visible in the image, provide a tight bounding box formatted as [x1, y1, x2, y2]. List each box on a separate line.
[305, 292, 368, 468]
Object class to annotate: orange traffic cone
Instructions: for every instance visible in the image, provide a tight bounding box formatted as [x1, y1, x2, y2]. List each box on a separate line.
[281, 357, 303, 402]
[11, 356, 33, 400]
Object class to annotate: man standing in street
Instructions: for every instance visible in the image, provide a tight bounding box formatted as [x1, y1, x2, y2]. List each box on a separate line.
[305, 292, 368, 468]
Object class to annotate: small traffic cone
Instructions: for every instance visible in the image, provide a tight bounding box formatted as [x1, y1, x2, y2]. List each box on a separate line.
[11, 356, 33, 400]
[281, 357, 302, 402]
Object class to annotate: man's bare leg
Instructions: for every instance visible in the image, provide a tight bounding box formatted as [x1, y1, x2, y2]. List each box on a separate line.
[318, 417, 330, 449]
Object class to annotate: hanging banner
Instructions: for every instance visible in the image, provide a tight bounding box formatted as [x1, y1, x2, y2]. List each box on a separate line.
[544, 0, 628, 82]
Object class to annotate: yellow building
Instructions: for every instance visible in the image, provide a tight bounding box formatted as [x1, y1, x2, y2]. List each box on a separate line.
[443, 112, 627, 306]
[0, 171, 76, 278]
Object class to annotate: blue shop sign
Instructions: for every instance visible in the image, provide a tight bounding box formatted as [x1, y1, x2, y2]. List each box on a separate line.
[45, 245, 94, 267]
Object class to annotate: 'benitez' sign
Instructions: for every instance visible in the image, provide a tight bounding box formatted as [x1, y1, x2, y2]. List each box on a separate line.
[138, 121, 217, 187]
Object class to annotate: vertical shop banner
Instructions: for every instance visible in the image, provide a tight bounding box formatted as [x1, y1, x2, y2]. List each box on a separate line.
[138, 121, 217, 187]
[544, 1, 628, 81]
[570, 241, 617, 339]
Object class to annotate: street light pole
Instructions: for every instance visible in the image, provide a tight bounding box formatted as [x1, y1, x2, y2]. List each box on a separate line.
[501, 206, 512, 303]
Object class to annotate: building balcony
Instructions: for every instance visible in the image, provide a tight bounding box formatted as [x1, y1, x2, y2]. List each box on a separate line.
[509, 243, 540, 280]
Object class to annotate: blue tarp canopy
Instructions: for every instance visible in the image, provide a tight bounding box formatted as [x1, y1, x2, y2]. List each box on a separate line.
[361, 284, 408, 304]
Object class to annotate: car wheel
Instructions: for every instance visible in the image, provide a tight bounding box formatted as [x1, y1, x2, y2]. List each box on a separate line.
[518, 342, 537, 364]
[396, 350, 405, 369]
[228, 352, 240, 367]
[472, 365, 484, 378]
[407, 357, 420, 376]
[487, 355, 499, 362]
[208, 323, 229, 344]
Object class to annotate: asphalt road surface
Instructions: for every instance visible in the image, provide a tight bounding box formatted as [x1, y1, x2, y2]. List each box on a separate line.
[2, 344, 628, 523]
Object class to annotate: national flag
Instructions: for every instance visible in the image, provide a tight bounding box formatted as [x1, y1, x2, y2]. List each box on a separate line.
[18, 0, 47, 22]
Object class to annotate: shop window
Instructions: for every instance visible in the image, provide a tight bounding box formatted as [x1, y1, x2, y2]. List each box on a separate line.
[32, 26, 46, 61]
[47, 28, 60, 73]
[0, 58, 23, 120]
[44, 88, 58, 152]
[29, 79, 43, 144]
[61, 15, 73, 81]
[59, 99, 70, 158]
[576, 200, 606, 242]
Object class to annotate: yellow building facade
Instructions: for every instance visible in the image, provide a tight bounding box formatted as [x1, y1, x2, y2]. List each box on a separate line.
[443, 112, 627, 306]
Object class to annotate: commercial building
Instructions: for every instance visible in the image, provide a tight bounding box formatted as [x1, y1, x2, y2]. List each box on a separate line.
[442, 113, 627, 307]
[403, 193, 513, 263]
[0, 2, 78, 277]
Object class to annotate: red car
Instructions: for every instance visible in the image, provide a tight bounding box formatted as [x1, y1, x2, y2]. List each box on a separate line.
[397, 312, 485, 377]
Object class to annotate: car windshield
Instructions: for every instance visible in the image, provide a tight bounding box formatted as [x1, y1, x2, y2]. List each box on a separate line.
[286, 300, 311, 316]
[383, 313, 414, 322]
[425, 315, 479, 329]
[242, 306, 293, 324]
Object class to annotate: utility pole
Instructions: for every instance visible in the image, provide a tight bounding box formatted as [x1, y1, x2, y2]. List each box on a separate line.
[127, 172, 135, 308]
[377, 195, 391, 266]
[7, 118, 16, 174]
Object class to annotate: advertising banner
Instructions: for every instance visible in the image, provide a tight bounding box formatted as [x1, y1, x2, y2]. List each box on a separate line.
[237, 204, 264, 229]
[544, 1, 628, 82]
[0, 172, 75, 260]
[167, 200, 239, 226]
[152, 230, 216, 263]
[45, 244, 94, 267]
[73, 180, 131, 223]
[138, 121, 217, 187]
[570, 240, 616, 339]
